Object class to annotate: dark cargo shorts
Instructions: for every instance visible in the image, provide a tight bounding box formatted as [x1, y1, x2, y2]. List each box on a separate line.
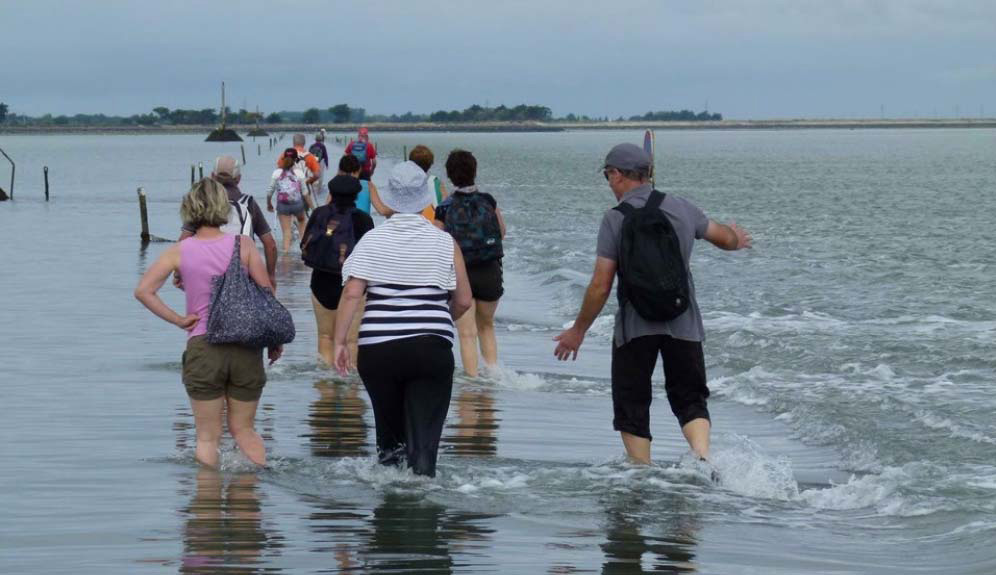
[181, 335, 266, 402]
[611, 334, 710, 440]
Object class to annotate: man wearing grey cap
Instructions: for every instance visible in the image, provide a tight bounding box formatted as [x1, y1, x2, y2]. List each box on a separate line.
[554, 143, 751, 469]
[177, 155, 278, 289]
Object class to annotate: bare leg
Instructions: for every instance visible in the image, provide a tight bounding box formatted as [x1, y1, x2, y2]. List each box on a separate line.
[620, 431, 651, 465]
[295, 212, 308, 243]
[681, 418, 711, 460]
[278, 214, 293, 253]
[474, 299, 499, 368]
[311, 294, 337, 366]
[190, 397, 225, 467]
[456, 302, 479, 377]
[227, 398, 266, 465]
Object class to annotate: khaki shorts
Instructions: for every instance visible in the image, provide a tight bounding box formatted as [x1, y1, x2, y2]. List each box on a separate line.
[181, 335, 266, 402]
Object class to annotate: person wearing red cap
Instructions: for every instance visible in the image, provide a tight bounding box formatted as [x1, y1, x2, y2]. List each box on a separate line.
[344, 126, 378, 181]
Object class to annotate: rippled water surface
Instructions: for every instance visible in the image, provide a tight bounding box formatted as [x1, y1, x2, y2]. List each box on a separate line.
[2, 129, 995, 574]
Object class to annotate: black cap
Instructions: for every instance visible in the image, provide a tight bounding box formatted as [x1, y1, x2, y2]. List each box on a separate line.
[328, 174, 362, 197]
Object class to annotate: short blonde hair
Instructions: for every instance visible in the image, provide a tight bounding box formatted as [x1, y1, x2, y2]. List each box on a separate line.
[180, 178, 230, 230]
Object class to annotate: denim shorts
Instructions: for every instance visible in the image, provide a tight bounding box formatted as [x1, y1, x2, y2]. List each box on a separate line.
[276, 200, 305, 216]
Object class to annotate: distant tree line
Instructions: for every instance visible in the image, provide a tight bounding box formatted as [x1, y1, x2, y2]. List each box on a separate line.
[0, 102, 722, 126]
[630, 109, 722, 121]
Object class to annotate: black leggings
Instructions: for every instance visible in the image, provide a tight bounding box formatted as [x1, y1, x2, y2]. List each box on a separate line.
[357, 336, 455, 477]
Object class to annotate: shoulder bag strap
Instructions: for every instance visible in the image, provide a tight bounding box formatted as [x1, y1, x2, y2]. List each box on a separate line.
[646, 189, 665, 211]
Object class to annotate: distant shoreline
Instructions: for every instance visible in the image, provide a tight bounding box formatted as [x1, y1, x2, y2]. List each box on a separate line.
[2, 119, 994, 135]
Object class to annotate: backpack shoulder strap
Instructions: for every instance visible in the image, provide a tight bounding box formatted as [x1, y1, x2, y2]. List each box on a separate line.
[646, 189, 666, 211]
[613, 201, 636, 216]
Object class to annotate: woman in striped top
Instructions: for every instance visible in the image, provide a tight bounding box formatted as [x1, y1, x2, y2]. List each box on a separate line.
[334, 161, 472, 477]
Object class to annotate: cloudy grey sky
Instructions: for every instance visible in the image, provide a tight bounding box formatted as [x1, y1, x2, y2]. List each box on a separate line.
[3, 0, 994, 119]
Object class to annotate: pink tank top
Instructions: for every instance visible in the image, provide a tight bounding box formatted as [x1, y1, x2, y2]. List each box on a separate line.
[179, 234, 236, 338]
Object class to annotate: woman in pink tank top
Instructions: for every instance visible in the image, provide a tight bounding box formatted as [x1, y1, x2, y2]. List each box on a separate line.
[136, 179, 282, 468]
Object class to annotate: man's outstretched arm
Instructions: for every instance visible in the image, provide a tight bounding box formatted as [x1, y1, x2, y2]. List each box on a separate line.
[554, 256, 617, 360]
[704, 220, 752, 251]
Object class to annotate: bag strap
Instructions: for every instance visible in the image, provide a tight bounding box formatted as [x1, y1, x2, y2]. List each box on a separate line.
[646, 189, 666, 211]
[233, 194, 249, 229]
[227, 234, 243, 273]
[613, 202, 635, 216]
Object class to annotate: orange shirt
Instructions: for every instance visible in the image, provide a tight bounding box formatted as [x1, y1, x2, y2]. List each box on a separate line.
[276, 147, 322, 175]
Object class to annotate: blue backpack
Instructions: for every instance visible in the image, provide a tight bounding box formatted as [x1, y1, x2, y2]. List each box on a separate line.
[300, 205, 357, 274]
[351, 140, 368, 164]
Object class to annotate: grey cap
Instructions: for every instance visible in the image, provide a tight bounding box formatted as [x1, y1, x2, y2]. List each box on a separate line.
[212, 155, 240, 184]
[293, 133, 306, 146]
[381, 161, 433, 214]
[315, 131, 325, 141]
[603, 143, 651, 171]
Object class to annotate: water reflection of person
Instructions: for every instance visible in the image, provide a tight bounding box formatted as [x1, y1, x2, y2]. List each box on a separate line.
[305, 379, 371, 458]
[600, 491, 699, 574]
[444, 384, 499, 457]
[361, 493, 496, 574]
[179, 468, 283, 574]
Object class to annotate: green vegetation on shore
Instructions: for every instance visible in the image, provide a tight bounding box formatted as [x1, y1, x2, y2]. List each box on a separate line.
[0, 101, 722, 127]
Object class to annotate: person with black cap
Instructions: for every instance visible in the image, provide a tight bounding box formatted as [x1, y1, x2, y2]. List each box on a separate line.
[553, 143, 752, 469]
[301, 175, 375, 366]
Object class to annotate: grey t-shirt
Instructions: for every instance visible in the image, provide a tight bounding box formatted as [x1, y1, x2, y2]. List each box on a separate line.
[596, 184, 709, 346]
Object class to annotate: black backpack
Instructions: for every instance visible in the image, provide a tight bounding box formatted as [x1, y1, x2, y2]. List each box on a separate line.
[308, 142, 326, 163]
[301, 205, 357, 273]
[444, 193, 503, 265]
[614, 190, 690, 322]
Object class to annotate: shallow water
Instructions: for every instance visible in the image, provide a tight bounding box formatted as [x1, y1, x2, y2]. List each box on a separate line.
[2, 129, 995, 574]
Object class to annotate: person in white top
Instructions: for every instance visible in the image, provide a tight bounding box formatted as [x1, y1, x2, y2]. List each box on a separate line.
[334, 161, 472, 477]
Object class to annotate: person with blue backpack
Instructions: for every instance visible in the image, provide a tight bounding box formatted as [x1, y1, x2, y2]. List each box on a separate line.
[553, 143, 752, 470]
[300, 175, 375, 366]
[435, 150, 506, 378]
[345, 126, 377, 181]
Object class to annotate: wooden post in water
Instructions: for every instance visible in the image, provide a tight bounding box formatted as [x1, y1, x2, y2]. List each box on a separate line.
[190, 164, 195, 185]
[138, 187, 150, 243]
[0, 146, 14, 200]
[241, 145, 246, 165]
[43, 166, 49, 201]
[257, 143, 261, 156]
[403, 145, 407, 161]
[198, 162, 204, 180]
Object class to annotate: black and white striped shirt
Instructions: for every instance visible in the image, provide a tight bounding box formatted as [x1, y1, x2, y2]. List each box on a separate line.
[358, 283, 455, 345]
[341, 213, 457, 290]
[341, 213, 458, 346]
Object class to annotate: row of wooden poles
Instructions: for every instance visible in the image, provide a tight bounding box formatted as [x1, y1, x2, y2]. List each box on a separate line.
[140, 135, 286, 242]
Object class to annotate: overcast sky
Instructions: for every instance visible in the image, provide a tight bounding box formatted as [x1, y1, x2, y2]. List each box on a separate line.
[3, 0, 994, 119]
